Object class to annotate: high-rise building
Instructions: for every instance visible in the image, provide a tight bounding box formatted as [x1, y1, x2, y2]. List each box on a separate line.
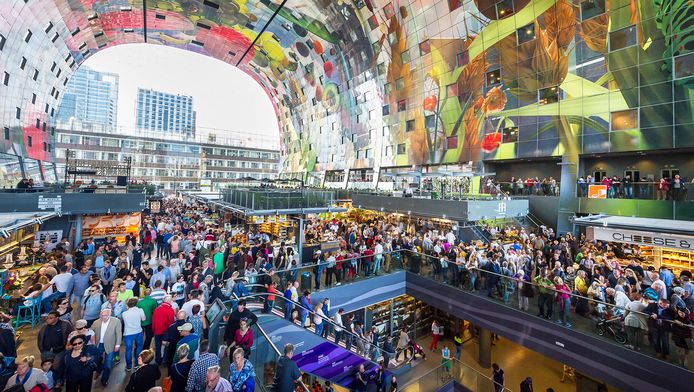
[56, 65, 119, 131]
[136, 88, 195, 138]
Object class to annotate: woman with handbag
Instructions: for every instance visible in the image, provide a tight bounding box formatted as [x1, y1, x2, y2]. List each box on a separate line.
[63, 335, 97, 392]
[125, 350, 160, 392]
[169, 344, 193, 392]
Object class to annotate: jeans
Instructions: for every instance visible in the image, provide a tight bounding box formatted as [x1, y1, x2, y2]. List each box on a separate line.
[626, 326, 643, 350]
[42, 291, 66, 314]
[154, 335, 165, 364]
[651, 329, 670, 355]
[124, 332, 144, 369]
[373, 256, 382, 275]
[315, 322, 324, 337]
[284, 302, 293, 320]
[334, 330, 343, 345]
[455, 345, 461, 360]
[97, 343, 116, 385]
[558, 298, 571, 325]
[300, 312, 308, 328]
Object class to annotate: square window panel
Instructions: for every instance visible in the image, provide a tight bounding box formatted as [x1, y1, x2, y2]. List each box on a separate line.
[581, 0, 606, 21]
[456, 51, 469, 67]
[609, 25, 637, 51]
[674, 53, 694, 81]
[388, 32, 398, 45]
[419, 40, 431, 55]
[486, 69, 501, 87]
[446, 136, 458, 149]
[397, 143, 406, 154]
[383, 105, 390, 116]
[396, 77, 405, 90]
[368, 15, 379, 30]
[447, 84, 459, 97]
[383, 2, 396, 19]
[611, 109, 638, 130]
[448, 0, 464, 12]
[495, 0, 514, 18]
[384, 83, 392, 95]
[538, 86, 560, 105]
[425, 114, 436, 128]
[401, 50, 410, 63]
[516, 23, 536, 45]
[502, 126, 519, 143]
[398, 99, 407, 112]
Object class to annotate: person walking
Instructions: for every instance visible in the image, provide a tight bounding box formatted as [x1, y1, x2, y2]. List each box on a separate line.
[63, 335, 97, 392]
[91, 309, 123, 387]
[428, 320, 441, 351]
[36, 311, 72, 389]
[137, 289, 158, 350]
[185, 340, 219, 392]
[271, 343, 302, 392]
[151, 296, 175, 364]
[122, 297, 146, 372]
[492, 363, 505, 392]
[169, 344, 192, 392]
[124, 350, 160, 392]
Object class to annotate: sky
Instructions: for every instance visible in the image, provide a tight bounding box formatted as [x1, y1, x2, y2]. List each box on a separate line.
[83, 43, 279, 142]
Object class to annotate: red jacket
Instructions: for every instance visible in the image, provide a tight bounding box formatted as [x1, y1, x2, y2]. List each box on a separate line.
[152, 302, 175, 336]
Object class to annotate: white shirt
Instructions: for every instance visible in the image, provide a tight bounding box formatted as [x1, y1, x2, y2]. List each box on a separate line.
[99, 318, 111, 344]
[181, 299, 205, 317]
[122, 307, 145, 336]
[50, 273, 72, 293]
[333, 313, 343, 332]
[374, 243, 383, 257]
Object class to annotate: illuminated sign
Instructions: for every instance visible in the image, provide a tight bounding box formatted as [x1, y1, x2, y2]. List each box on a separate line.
[592, 227, 694, 251]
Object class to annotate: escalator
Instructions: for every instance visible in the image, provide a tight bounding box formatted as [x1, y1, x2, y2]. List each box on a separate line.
[235, 293, 417, 390]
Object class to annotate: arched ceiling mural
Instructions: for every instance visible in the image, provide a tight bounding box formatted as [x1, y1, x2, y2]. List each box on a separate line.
[0, 0, 692, 182]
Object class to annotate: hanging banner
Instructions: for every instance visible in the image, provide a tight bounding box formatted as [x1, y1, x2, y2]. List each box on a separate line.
[82, 213, 141, 239]
[278, 214, 287, 223]
[253, 215, 265, 224]
[267, 215, 276, 223]
[591, 227, 694, 251]
[588, 185, 607, 199]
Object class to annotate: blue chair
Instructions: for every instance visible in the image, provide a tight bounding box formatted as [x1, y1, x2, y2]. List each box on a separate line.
[15, 296, 41, 329]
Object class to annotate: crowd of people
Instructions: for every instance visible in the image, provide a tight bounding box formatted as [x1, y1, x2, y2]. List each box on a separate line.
[576, 174, 689, 200]
[0, 195, 692, 392]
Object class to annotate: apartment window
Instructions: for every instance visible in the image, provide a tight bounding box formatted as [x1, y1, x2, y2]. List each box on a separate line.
[43, 142, 47, 151]
[2, 72, 8, 86]
[406, 119, 415, 132]
[44, 22, 54, 33]
[674, 53, 694, 80]
[425, 114, 436, 128]
[516, 23, 536, 45]
[538, 86, 560, 105]
[50, 62, 57, 72]
[71, 27, 80, 36]
[401, 49, 410, 63]
[51, 32, 59, 43]
[609, 25, 637, 51]
[495, 0, 514, 18]
[447, 84, 459, 97]
[15, 107, 20, 119]
[0, 34, 5, 51]
[397, 99, 406, 112]
[33, 69, 39, 81]
[396, 78, 405, 90]
[446, 136, 458, 149]
[31, 93, 37, 104]
[4, 127, 9, 140]
[611, 109, 638, 131]
[396, 143, 406, 155]
[36, 119, 40, 128]
[385, 146, 393, 156]
[486, 68, 501, 87]
[384, 82, 392, 95]
[448, 0, 464, 11]
[419, 39, 430, 55]
[20, 57, 27, 70]
[502, 126, 518, 143]
[456, 51, 469, 67]
[27, 136, 32, 147]
[24, 30, 33, 43]
[383, 105, 390, 116]
[581, 0, 606, 21]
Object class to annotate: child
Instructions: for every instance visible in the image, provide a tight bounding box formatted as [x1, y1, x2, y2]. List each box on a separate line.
[41, 359, 54, 390]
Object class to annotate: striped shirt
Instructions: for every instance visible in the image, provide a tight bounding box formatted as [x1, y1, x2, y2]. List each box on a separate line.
[150, 288, 167, 305]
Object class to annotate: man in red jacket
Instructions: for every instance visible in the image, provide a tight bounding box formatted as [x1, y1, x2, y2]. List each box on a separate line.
[152, 295, 175, 364]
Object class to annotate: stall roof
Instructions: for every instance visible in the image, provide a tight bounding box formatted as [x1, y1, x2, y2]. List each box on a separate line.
[573, 214, 694, 236]
[0, 211, 59, 238]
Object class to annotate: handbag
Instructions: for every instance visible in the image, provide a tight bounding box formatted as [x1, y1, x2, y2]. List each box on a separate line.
[162, 376, 172, 392]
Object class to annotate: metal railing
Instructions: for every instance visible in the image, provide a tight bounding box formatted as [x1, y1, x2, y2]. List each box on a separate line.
[222, 188, 337, 210]
[249, 322, 310, 392]
[576, 181, 693, 201]
[400, 356, 510, 392]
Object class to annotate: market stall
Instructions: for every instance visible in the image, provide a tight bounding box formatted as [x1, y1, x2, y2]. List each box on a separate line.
[575, 214, 694, 276]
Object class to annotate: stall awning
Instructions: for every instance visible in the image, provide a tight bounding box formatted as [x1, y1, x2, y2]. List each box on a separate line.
[574, 214, 694, 251]
[0, 211, 59, 238]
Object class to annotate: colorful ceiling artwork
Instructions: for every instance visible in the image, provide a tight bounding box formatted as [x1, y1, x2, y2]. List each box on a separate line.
[0, 0, 692, 181]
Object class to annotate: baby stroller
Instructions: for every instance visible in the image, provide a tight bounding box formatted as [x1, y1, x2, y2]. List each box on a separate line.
[595, 308, 627, 344]
[408, 339, 427, 361]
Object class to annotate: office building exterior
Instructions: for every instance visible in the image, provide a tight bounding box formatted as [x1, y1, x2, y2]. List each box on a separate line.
[136, 88, 195, 138]
[56, 65, 119, 131]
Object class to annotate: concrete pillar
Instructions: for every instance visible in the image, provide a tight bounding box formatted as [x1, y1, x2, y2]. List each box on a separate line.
[557, 154, 579, 234]
[73, 214, 83, 248]
[297, 215, 304, 264]
[478, 328, 492, 368]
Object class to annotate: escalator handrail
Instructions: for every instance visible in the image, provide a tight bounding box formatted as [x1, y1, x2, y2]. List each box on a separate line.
[224, 292, 397, 357]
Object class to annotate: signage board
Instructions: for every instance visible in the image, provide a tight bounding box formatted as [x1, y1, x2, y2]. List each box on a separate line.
[82, 212, 141, 239]
[37, 195, 62, 212]
[34, 230, 63, 247]
[588, 184, 607, 199]
[591, 227, 694, 251]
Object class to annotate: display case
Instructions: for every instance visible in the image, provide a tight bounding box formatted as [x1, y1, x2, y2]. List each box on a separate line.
[366, 299, 392, 346]
[658, 248, 694, 276]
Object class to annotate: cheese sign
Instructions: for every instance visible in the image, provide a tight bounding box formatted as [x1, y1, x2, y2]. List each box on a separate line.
[591, 227, 694, 251]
